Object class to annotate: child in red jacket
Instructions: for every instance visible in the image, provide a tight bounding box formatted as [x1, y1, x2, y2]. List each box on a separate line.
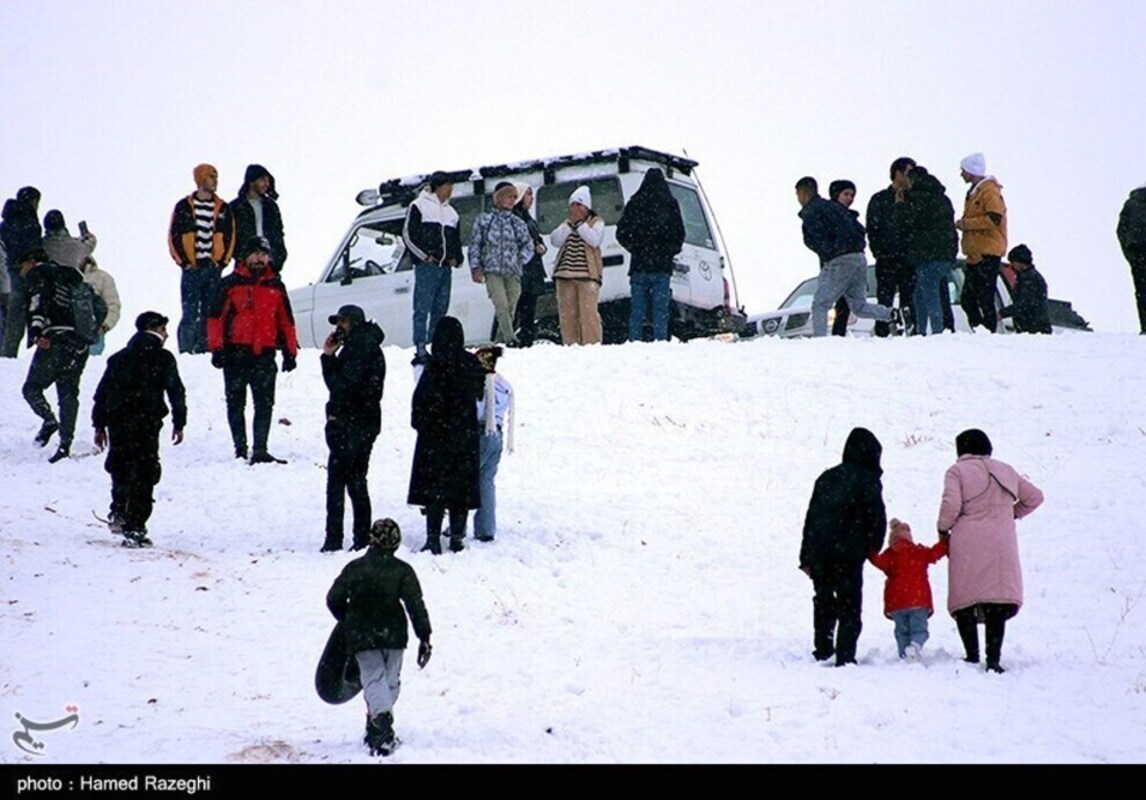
[868, 518, 948, 660]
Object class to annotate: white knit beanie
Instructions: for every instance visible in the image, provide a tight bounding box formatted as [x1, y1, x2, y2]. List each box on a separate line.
[569, 185, 592, 210]
[960, 153, 987, 177]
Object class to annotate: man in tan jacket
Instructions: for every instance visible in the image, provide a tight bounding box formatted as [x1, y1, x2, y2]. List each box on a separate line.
[955, 153, 1007, 332]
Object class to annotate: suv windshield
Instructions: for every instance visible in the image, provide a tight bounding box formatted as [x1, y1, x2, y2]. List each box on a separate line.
[536, 177, 624, 231]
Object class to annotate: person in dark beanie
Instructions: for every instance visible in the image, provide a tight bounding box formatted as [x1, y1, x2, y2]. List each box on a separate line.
[326, 518, 433, 756]
[403, 171, 463, 365]
[206, 235, 298, 463]
[827, 179, 858, 337]
[320, 304, 387, 552]
[938, 429, 1043, 673]
[1, 187, 43, 358]
[999, 244, 1052, 334]
[407, 316, 484, 554]
[799, 427, 888, 666]
[168, 164, 236, 354]
[92, 311, 187, 548]
[1116, 182, 1146, 333]
[230, 164, 287, 272]
[796, 177, 893, 337]
[19, 247, 100, 463]
[42, 209, 96, 270]
[616, 167, 686, 342]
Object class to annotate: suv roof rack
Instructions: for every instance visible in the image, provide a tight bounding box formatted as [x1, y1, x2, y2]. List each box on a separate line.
[358, 146, 698, 209]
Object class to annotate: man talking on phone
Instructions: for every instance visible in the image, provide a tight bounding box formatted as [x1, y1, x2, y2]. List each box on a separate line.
[320, 304, 387, 552]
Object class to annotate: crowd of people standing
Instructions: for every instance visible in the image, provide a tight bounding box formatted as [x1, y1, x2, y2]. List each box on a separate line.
[797, 153, 1056, 337]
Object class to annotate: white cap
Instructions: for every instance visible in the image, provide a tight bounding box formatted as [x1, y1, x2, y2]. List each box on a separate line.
[960, 152, 987, 177]
[569, 185, 592, 210]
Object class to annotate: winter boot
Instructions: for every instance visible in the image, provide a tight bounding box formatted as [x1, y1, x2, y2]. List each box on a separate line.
[421, 534, 442, 556]
[955, 611, 980, 663]
[122, 530, 153, 549]
[365, 712, 396, 756]
[320, 537, 343, 553]
[34, 419, 60, 447]
[449, 535, 465, 553]
[48, 444, 71, 464]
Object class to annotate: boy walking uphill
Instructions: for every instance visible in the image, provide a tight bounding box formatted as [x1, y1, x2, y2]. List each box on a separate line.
[868, 518, 948, 660]
[326, 519, 432, 756]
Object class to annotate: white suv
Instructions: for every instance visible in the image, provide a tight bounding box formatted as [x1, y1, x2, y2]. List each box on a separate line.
[288, 146, 746, 347]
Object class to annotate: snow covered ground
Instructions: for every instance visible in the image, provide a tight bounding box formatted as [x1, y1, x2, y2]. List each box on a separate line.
[2, 331, 1144, 765]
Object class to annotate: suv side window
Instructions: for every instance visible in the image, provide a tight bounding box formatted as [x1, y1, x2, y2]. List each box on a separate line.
[667, 184, 716, 249]
[536, 177, 624, 231]
[326, 219, 406, 283]
[452, 195, 485, 244]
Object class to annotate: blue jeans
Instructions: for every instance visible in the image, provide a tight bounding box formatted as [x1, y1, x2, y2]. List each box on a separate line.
[178, 265, 221, 354]
[913, 261, 950, 336]
[629, 271, 671, 342]
[811, 252, 889, 337]
[889, 608, 930, 657]
[412, 262, 452, 348]
[473, 429, 503, 539]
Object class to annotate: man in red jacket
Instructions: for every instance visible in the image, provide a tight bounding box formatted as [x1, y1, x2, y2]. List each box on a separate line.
[207, 236, 298, 463]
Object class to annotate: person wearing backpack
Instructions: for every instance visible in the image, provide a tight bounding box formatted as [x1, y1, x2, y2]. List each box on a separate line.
[18, 247, 106, 463]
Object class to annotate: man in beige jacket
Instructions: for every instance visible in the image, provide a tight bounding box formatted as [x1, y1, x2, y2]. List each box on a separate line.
[955, 153, 1007, 332]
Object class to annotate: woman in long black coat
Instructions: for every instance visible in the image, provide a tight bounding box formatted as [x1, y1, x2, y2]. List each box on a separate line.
[799, 427, 888, 666]
[407, 316, 485, 554]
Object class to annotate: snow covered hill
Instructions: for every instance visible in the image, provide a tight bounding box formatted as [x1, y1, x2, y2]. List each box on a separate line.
[2, 332, 1144, 764]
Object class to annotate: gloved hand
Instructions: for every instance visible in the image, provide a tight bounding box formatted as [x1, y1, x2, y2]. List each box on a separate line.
[281, 353, 297, 373]
[417, 639, 432, 669]
[211, 350, 225, 369]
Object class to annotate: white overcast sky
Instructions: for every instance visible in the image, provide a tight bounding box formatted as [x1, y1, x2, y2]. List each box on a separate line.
[4, 0, 1145, 338]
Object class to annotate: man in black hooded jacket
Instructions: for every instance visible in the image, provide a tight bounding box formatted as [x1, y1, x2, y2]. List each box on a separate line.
[92, 311, 187, 548]
[799, 427, 887, 666]
[230, 164, 287, 272]
[320, 304, 387, 552]
[616, 168, 686, 342]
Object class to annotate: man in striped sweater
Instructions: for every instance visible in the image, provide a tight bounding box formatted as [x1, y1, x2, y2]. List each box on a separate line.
[168, 164, 236, 354]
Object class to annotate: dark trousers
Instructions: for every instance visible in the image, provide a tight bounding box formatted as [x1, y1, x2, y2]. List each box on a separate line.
[953, 603, 1016, 665]
[178, 265, 221, 354]
[2, 281, 27, 358]
[222, 350, 277, 453]
[106, 422, 162, 532]
[810, 560, 865, 664]
[515, 288, 540, 345]
[1128, 256, 1146, 333]
[425, 503, 468, 542]
[875, 257, 915, 337]
[22, 341, 88, 447]
[325, 419, 377, 547]
[961, 256, 1000, 332]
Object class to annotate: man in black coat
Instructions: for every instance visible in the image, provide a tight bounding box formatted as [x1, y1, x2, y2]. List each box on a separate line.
[1, 187, 43, 358]
[326, 519, 432, 756]
[92, 311, 187, 548]
[1117, 184, 1146, 334]
[799, 427, 887, 666]
[998, 244, 1052, 334]
[230, 164, 288, 272]
[616, 168, 686, 342]
[866, 158, 917, 336]
[19, 248, 94, 463]
[320, 304, 387, 552]
[407, 315, 485, 555]
[893, 167, 958, 336]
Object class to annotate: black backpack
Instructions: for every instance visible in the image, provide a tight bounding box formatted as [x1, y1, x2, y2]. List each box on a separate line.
[65, 279, 108, 345]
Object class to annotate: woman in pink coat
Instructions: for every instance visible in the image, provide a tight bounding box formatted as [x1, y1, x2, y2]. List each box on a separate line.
[937, 429, 1044, 673]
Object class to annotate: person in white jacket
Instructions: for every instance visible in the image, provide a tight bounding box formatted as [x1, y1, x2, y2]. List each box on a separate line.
[81, 255, 121, 355]
[549, 185, 606, 345]
[473, 346, 514, 542]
